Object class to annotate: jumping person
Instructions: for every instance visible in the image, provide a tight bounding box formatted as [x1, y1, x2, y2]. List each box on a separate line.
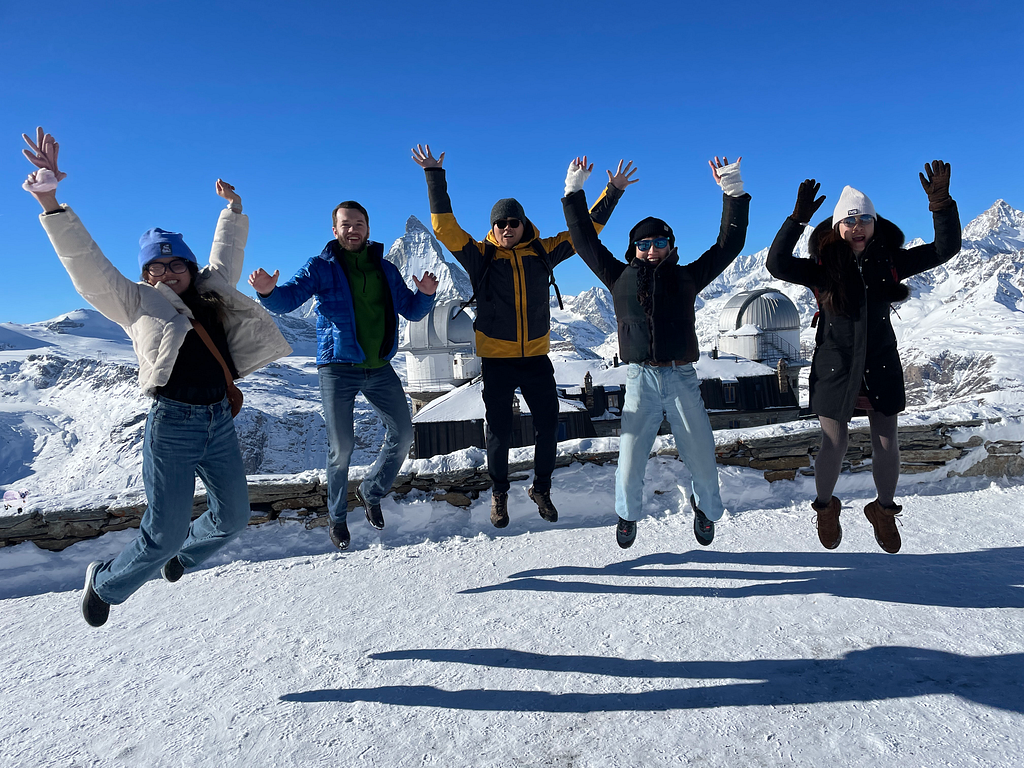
[766, 163, 961, 553]
[562, 156, 750, 549]
[412, 144, 635, 528]
[249, 202, 437, 550]
[21, 127, 292, 627]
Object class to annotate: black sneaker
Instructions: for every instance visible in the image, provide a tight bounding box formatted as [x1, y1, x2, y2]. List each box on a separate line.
[161, 555, 185, 583]
[528, 487, 558, 523]
[329, 520, 351, 550]
[355, 486, 385, 530]
[616, 517, 637, 549]
[691, 495, 714, 546]
[81, 561, 110, 628]
[490, 492, 509, 528]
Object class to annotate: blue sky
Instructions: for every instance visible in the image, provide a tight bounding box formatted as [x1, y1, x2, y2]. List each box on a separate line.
[2, 0, 1021, 324]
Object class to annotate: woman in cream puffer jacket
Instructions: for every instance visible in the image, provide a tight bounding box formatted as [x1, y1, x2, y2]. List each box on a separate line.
[22, 127, 290, 628]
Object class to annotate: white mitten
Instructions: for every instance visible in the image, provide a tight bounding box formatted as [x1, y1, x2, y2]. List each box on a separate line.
[564, 161, 591, 196]
[715, 160, 744, 197]
[23, 168, 59, 193]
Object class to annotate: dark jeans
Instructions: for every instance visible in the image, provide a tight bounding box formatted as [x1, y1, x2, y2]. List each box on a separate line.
[481, 356, 558, 494]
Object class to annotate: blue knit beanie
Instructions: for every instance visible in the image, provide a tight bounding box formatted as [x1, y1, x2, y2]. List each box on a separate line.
[138, 228, 198, 273]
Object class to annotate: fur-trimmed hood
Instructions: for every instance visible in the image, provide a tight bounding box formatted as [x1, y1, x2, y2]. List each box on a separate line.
[809, 215, 911, 303]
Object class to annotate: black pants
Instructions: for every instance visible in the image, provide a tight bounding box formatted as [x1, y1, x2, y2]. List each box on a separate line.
[481, 356, 559, 494]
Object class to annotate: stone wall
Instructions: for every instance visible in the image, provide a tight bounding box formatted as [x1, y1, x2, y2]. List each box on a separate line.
[2, 418, 1019, 552]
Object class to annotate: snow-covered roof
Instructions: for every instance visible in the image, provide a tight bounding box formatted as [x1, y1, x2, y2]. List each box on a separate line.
[413, 380, 587, 424]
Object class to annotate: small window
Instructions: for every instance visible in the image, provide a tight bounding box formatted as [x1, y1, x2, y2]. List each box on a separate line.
[728, 419, 741, 429]
[723, 383, 738, 404]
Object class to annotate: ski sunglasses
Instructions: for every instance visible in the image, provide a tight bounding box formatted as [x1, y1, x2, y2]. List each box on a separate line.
[839, 214, 874, 227]
[494, 218, 522, 230]
[635, 237, 670, 251]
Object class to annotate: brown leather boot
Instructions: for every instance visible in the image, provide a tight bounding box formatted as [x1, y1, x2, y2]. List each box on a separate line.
[490, 492, 509, 528]
[864, 500, 903, 553]
[811, 496, 842, 550]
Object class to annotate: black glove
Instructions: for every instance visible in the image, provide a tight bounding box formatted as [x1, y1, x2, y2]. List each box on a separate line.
[792, 179, 826, 224]
[919, 160, 952, 211]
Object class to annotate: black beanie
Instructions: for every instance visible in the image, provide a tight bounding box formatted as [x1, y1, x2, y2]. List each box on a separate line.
[490, 198, 526, 226]
[625, 217, 674, 261]
[629, 217, 674, 245]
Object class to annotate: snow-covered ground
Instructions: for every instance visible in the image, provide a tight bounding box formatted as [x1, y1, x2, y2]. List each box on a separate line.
[2, 453, 1022, 767]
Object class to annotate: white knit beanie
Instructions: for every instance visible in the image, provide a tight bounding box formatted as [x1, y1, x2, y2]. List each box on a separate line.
[832, 186, 877, 226]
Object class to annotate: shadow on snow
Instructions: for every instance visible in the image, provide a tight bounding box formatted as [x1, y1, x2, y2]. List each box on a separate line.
[280, 645, 1024, 714]
[458, 548, 1024, 609]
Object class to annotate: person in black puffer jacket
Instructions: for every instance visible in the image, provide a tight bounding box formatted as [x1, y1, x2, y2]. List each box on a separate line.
[766, 163, 961, 554]
[562, 156, 750, 550]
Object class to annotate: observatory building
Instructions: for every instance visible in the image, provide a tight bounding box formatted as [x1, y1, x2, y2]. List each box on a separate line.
[401, 298, 481, 411]
[716, 288, 809, 395]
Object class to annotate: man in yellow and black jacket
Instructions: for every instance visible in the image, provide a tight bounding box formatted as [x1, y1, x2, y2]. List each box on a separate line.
[412, 145, 636, 528]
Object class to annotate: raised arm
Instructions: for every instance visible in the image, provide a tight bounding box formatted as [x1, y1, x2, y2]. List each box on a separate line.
[561, 157, 629, 288]
[22, 127, 66, 213]
[207, 179, 248, 285]
[544, 157, 633, 268]
[687, 156, 752, 290]
[23, 127, 145, 327]
[766, 179, 827, 288]
[893, 161, 962, 278]
[411, 144, 488, 280]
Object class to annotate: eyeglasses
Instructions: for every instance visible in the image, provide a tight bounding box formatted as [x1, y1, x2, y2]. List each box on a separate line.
[494, 218, 522, 230]
[635, 237, 670, 251]
[145, 259, 190, 276]
[840, 214, 874, 228]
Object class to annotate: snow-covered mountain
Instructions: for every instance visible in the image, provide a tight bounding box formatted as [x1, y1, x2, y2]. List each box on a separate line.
[2, 202, 1022, 501]
[386, 215, 472, 304]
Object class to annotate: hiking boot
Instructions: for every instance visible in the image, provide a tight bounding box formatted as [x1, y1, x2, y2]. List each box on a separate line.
[355, 486, 385, 530]
[616, 517, 637, 549]
[161, 555, 185, 583]
[81, 561, 110, 628]
[691, 495, 714, 546]
[329, 520, 351, 550]
[529, 487, 558, 523]
[864, 500, 903, 554]
[490, 492, 509, 528]
[811, 496, 843, 550]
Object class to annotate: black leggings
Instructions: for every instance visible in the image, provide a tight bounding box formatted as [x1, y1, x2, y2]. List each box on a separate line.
[815, 411, 900, 506]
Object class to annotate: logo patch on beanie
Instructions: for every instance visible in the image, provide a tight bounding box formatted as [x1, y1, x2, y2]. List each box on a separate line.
[847, 209, 860, 215]
[160, 243, 173, 255]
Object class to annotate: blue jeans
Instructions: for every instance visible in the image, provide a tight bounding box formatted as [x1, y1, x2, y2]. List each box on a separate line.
[92, 396, 251, 605]
[319, 363, 413, 523]
[615, 363, 724, 522]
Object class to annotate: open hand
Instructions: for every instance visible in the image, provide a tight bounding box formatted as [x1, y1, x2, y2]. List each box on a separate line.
[709, 156, 741, 184]
[412, 144, 444, 169]
[792, 179, 826, 224]
[216, 179, 241, 207]
[919, 160, 951, 211]
[248, 268, 279, 296]
[22, 127, 67, 181]
[709, 155, 744, 196]
[564, 156, 593, 195]
[413, 271, 439, 295]
[607, 159, 638, 191]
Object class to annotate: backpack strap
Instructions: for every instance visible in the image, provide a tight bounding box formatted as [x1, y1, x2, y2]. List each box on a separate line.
[452, 242, 497, 320]
[531, 240, 563, 310]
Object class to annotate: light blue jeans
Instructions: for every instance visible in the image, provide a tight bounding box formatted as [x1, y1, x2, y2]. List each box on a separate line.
[615, 363, 724, 522]
[318, 363, 413, 523]
[92, 396, 251, 605]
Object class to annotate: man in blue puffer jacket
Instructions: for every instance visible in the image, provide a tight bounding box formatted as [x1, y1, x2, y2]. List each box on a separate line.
[250, 201, 437, 550]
